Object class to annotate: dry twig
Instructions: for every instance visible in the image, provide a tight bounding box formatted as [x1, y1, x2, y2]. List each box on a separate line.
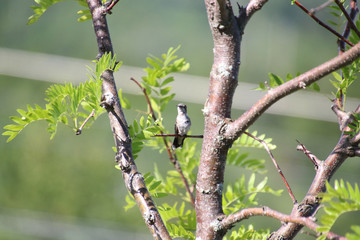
[244, 131, 297, 204]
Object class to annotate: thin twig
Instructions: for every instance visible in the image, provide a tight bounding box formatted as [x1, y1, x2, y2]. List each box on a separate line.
[296, 140, 320, 169]
[338, 0, 358, 53]
[331, 101, 354, 131]
[337, 0, 358, 109]
[244, 132, 297, 204]
[105, 0, 120, 13]
[130, 77, 196, 207]
[294, 0, 354, 47]
[75, 109, 95, 135]
[335, 0, 360, 39]
[130, 78, 156, 119]
[154, 134, 203, 138]
[309, 0, 334, 15]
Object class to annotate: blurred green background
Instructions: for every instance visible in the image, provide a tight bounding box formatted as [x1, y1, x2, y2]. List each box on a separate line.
[1, 0, 359, 239]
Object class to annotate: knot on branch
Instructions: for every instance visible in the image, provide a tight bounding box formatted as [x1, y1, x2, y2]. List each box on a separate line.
[116, 147, 131, 172]
[216, 183, 223, 194]
[127, 172, 145, 194]
[144, 210, 156, 225]
[100, 92, 115, 109]
[297, 196, 320, 216]
[235, 3, 247, 33]
[268, 232, 286, 240]
[211, 214, 227, 233]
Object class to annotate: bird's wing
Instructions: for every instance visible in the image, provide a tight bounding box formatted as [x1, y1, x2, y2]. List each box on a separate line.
[174, 122, 179, 135]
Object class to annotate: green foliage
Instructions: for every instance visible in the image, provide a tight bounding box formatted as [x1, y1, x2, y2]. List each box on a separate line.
[327, 1, 360, 109]
[123, 47, 281, 238]
[28, 0, 92, 24]
[223, 174, 282, 215]
[344, 112, 360, 138]
[142, 46, 190, 119]
[349, 13, 360, 44]
[327, 4, 345, 27]
[129, 115, 163, 160]
[77, 9, 92, 22]
[124, 140, 199, 209]
[3, 105, 50, 142]
[28, 0, 64, 24]
[3, 53, 121, 142]
[316, 180, 360, 240]
[166, 222, 195, 240]
[123, 140, 198, 239]
[87, 52, 122, 81]
[227, 131, 276, 173]
[224, 225, 270, 240]
[330, 59, 360, 108]
[347, 225, 360, 240]
[159, 202, 196, 238]
[256, 72, 320, 92]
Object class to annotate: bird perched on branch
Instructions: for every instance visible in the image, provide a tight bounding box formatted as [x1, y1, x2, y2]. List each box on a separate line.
[172, 103, 191, 149]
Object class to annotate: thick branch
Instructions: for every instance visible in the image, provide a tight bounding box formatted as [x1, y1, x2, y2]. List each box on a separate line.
[87, 1, 170, 239]
[196, 0, 244, 239]
[225, 42, 360, 140]
[196, 0, 272, 239]
[246, 0, 269, 20]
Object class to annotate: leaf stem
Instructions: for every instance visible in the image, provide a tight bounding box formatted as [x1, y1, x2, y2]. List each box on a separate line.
[75, 109, 95, 135]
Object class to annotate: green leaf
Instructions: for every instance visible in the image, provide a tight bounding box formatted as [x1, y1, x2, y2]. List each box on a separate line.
[317, 180, 360, 238]
[161, 77, 175, 87]
[160, 86, 172, 95]
[224, 225, 270, 240]
[118, 89, 131, 109]
[77, 14, 92, 22]
[28, 0, 64, 24]
[268, 73, 284, 87]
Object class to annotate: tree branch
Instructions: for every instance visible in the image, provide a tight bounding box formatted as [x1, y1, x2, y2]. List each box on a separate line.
[296, 140, 321, 168]
[87, 1, 171, 239]
[309, 0, 334, 15]
[153, 134, 203, 139]
[335, 0, 360, 39]
[294, 0, 354, 47]
[246, 0, 269, 22]
[338, 0, 359, 53]
[225, 41, 360, 141]
[269, 128, 355, 239]
[219, 207, 346, 240]
[196, 0, 245, 239]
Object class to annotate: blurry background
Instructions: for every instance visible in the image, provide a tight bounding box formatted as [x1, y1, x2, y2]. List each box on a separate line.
[0, 0, 359, 239]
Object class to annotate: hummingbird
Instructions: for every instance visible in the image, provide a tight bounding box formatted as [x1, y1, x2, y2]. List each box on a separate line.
[172, 103, 191, 149]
